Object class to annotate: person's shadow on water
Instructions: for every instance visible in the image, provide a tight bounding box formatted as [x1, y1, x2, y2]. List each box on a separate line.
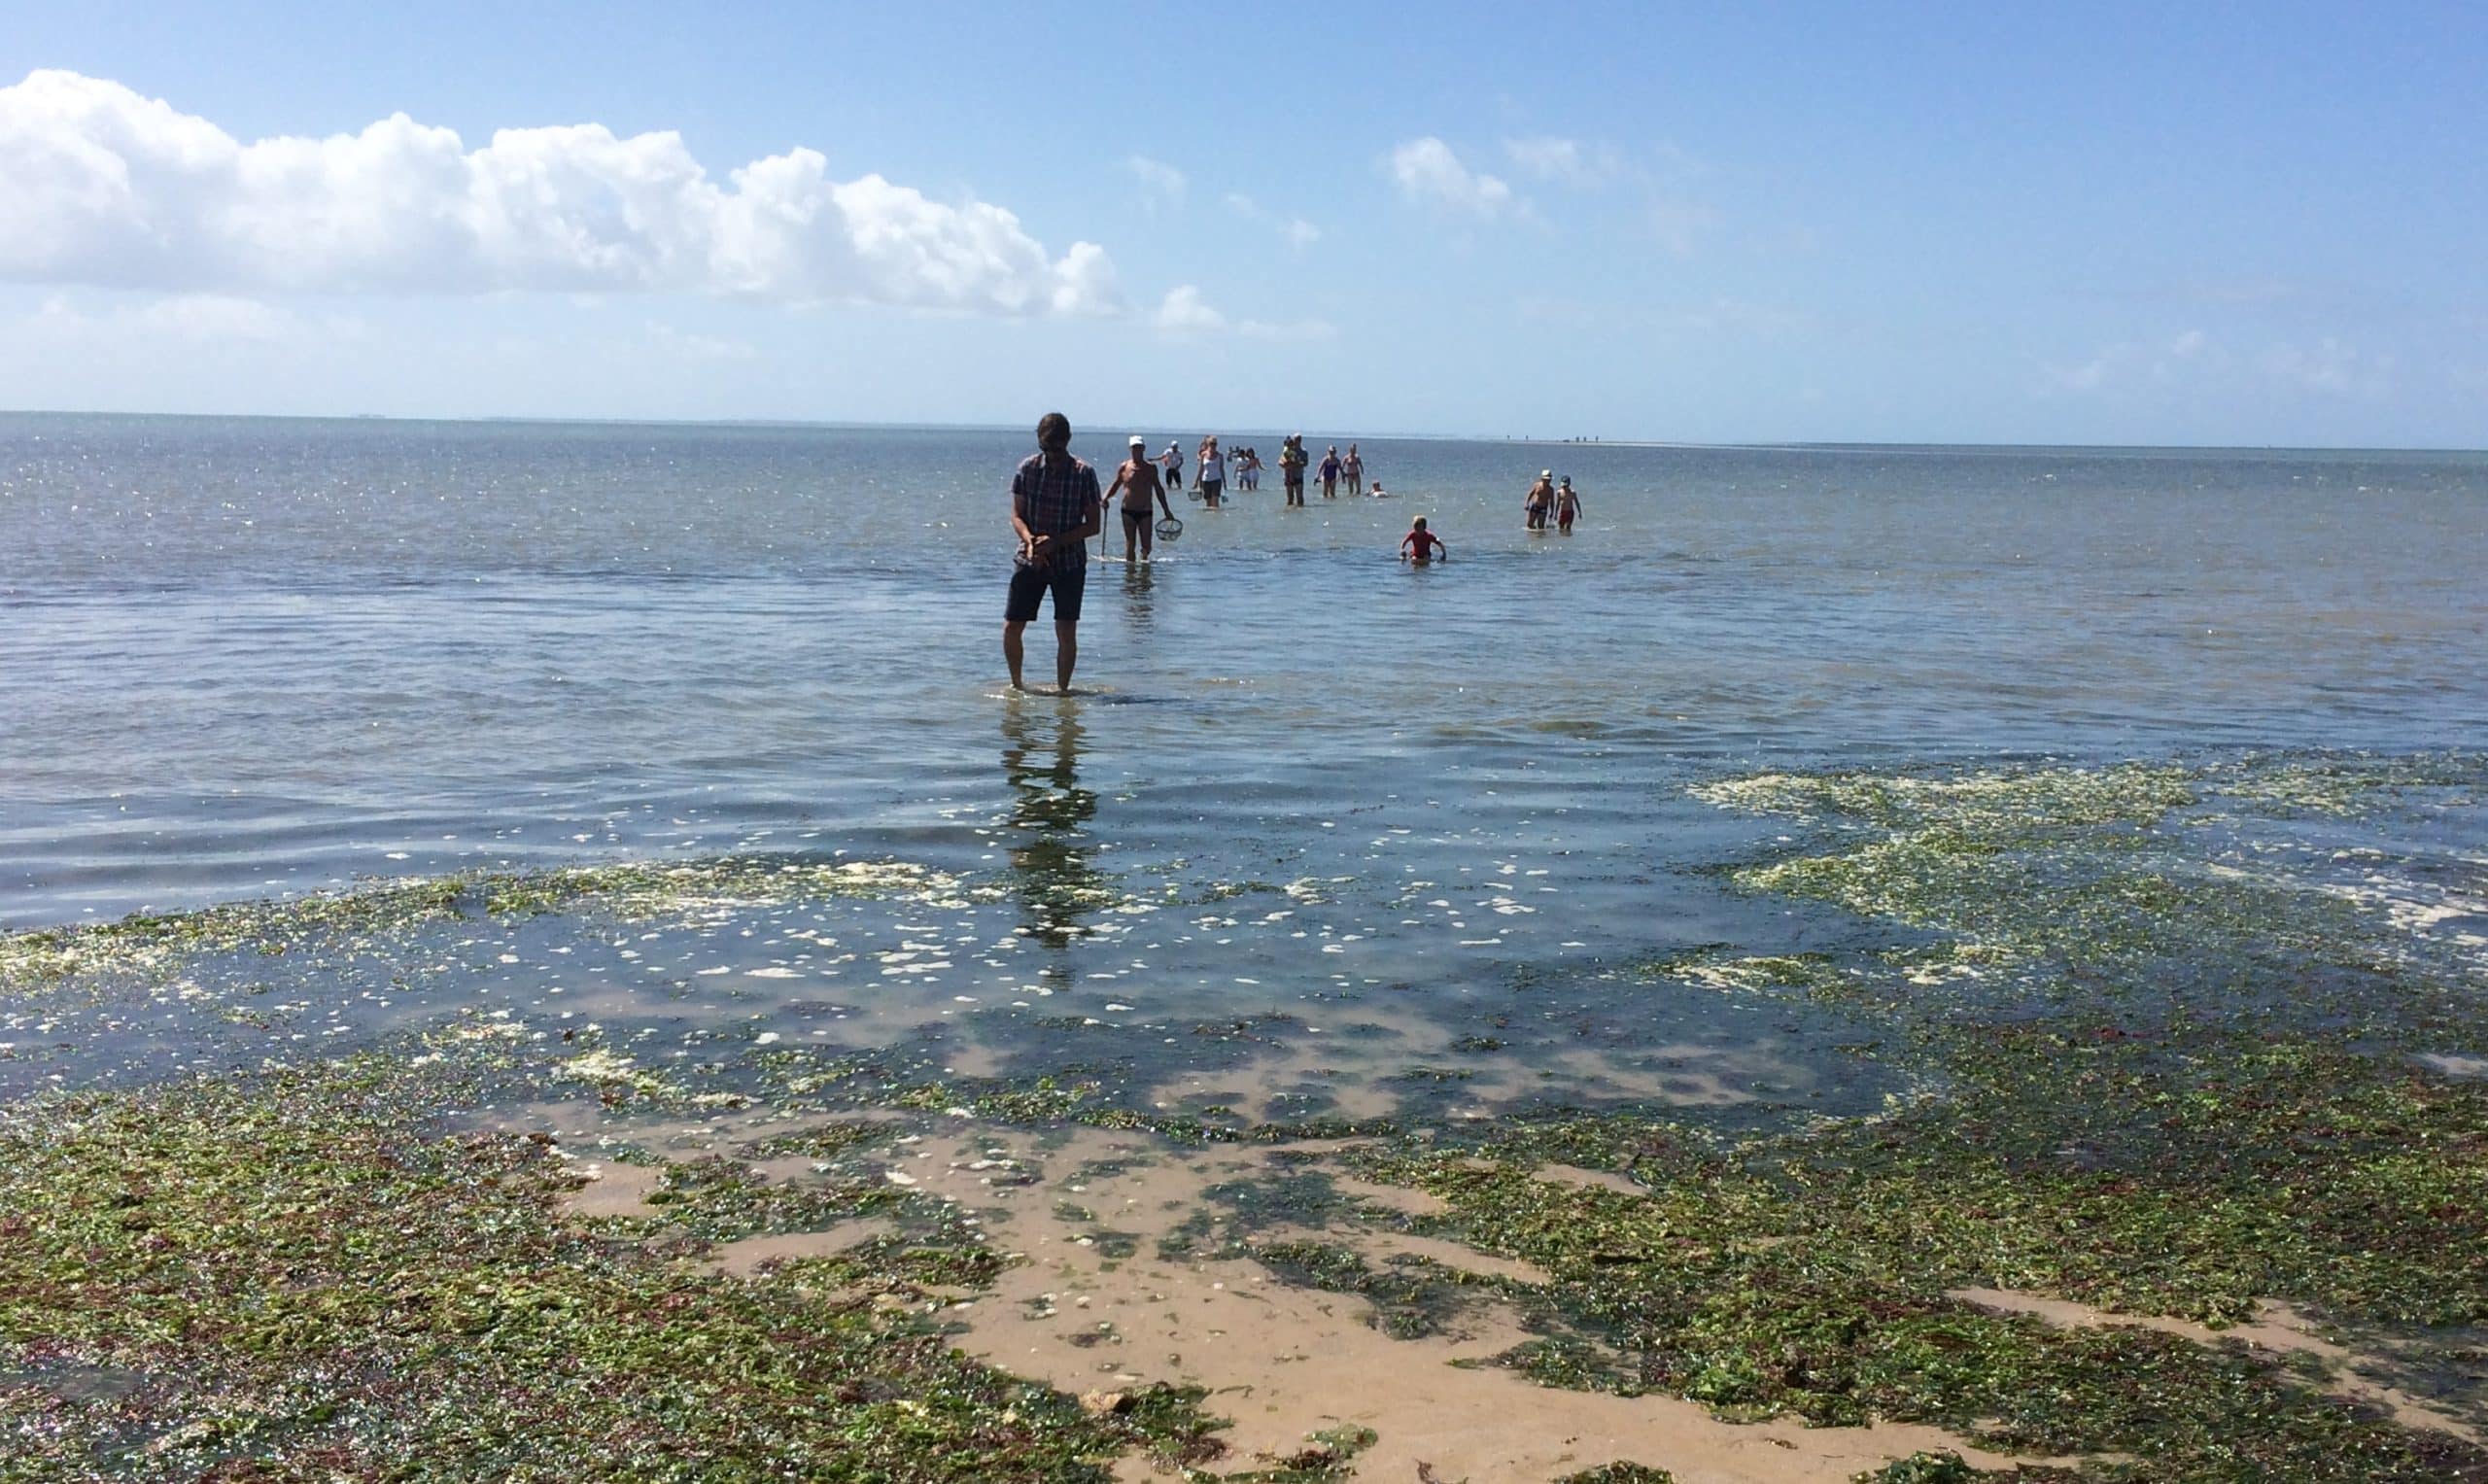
[1000, 699, 1110, 950]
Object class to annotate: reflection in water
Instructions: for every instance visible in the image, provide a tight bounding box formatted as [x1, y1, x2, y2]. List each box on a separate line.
[1120, 559, 1157, 632]
[1000, 699, 1110, 949]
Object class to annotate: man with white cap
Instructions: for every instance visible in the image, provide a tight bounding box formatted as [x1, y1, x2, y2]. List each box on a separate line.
[1105, 434, 1174, 563]
[1524, 469, 1556, 531]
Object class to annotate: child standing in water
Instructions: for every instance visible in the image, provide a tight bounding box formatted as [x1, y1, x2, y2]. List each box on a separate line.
[1400, 516, 1447, 564]
[1555, 475, 1581, 534]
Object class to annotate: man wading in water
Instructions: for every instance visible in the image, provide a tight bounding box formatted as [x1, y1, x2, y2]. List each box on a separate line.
[1006, 412, 1102, 692]
[1105, 433, 1174, 562]
[1524, 469, 1556, 531]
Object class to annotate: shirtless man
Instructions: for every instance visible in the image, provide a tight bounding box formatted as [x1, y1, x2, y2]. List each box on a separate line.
[1106, 434, 1175, 561]
[1524, 470, 1556, 531]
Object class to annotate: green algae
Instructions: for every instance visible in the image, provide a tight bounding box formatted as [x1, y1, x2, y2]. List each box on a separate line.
[1293, 1115, 2487, 1477]
[733, 1120, 902, 1161]
[1647, 950, 1857, 999]
[1685, 758, 2483, 1037]
[1310, 756, 2477, 1475]
[477, 856, 991, 917]
[10, 751, 2488, 1478]
[1853, 1456, 1985, 1484]
[1691, 762, 2197, 832]
[2197, 751, 2485, 818]
[1206, 1422, 1378, 1481]
[1556, 1466, 1678, 1484]
[0, 1054, 1218, 1481]
[0, 854, 989, 997]
[1169, 755, 2488, 1478]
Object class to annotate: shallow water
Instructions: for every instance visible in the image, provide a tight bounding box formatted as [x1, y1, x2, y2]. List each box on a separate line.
[4, 416, 2486, 1102]
[8, 416, 2485, 921]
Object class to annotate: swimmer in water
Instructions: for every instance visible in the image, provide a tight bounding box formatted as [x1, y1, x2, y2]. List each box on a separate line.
[1369, 480, 1390, 497]
[1400, 516, 1447, 564]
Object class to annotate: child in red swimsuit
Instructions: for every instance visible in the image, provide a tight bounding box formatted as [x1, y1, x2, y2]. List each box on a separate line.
[1400, 517, 1447, 564]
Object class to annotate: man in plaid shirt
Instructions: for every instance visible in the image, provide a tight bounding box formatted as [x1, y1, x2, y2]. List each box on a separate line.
[1004, 411, 1102, 692]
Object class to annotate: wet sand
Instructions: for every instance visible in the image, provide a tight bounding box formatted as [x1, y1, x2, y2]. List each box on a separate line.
[541, 1101, 2059, 1480]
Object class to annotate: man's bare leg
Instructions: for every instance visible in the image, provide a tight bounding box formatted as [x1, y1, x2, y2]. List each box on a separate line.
[1123, 517, 1138, 564]
[1053, 620, 1078, 692]
[1004, 621, 1027, 690]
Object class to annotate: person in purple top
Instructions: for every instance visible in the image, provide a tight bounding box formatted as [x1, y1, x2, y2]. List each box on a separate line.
[1005, 412, 1102, 692]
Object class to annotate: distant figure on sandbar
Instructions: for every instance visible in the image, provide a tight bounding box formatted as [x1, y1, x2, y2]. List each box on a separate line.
[1006, 412, 1101, 692]
[1400, 516, 1447, 564]
[1319, 444, 1342, 499]
[1524, 469, 1555, 531]
[1106, 434, 1173, 563]
[1555, 475, 1581, 534]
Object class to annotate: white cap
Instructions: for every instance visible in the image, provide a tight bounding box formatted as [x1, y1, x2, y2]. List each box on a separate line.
[1129, 434, 1146, 446]
[1540, 468, 1553, 478]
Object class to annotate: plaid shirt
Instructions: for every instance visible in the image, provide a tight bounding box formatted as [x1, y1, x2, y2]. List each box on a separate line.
[1013, 452, 1099, 572]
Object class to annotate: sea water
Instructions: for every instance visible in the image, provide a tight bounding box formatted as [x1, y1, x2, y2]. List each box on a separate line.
[3, 413, 2484, 1107]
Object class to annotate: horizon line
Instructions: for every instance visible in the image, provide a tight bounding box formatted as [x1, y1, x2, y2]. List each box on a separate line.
[0, 406, 2481, 459]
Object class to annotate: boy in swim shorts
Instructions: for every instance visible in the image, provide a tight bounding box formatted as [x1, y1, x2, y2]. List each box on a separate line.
[1400, 516, 1447, 564]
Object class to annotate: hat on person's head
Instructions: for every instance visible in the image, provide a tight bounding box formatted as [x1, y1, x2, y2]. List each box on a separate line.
[1540, 469, 1553, 478]
[1130, 434, 1146, 447]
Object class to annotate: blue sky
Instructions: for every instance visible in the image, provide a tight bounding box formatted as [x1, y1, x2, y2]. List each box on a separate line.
[2, 1, 2482, 445]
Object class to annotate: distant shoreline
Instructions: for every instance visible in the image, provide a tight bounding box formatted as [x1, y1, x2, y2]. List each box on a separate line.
[0, 407, 2479, 458]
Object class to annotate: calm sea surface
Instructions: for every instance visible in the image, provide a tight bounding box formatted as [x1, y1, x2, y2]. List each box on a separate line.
[3, 414, 2484, 1106]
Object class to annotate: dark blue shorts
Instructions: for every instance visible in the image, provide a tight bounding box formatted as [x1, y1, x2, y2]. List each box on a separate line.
[1006, 561, 1086, 623]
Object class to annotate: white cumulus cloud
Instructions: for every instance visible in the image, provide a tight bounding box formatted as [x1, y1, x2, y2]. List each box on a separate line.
[0, 69, 1119, 315]
[1386, 137, 1516, 219]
